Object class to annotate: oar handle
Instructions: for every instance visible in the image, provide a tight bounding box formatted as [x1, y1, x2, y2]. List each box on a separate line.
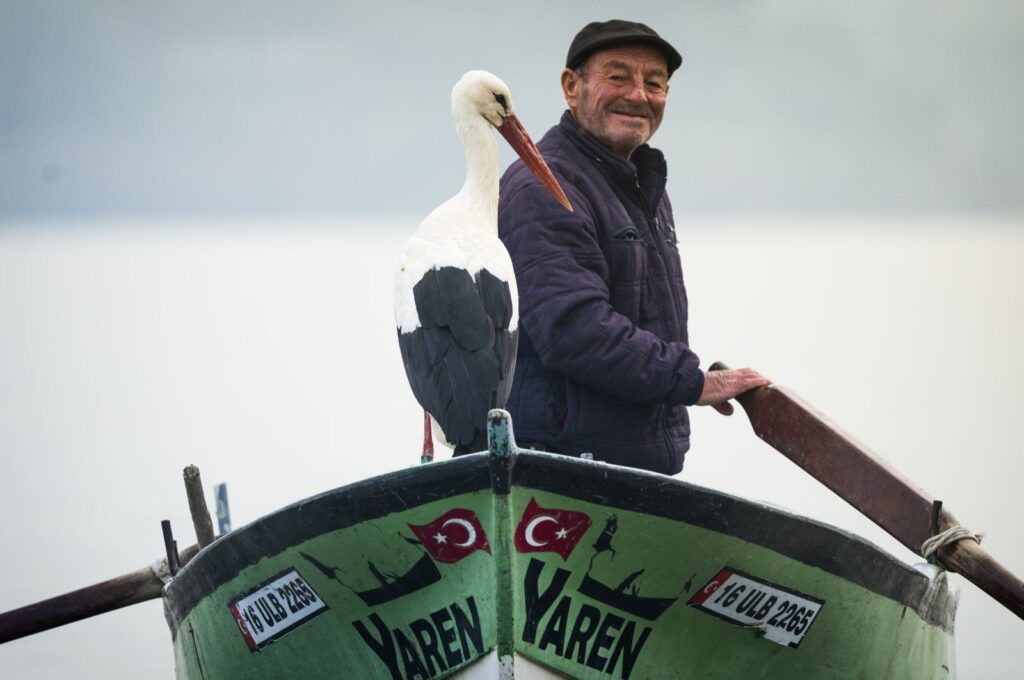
[0, 544, 199, 644]
[709, 361, 1024, 621]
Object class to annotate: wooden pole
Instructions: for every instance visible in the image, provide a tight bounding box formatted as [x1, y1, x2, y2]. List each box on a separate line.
[183, 465, 216, 548]
[711, 361, 1024, 620]
[0, 544, 199, 644]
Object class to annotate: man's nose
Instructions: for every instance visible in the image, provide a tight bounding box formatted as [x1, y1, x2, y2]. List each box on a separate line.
[622, 78, 649, 104]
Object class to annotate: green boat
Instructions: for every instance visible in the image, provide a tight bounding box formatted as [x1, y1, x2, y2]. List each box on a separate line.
[8, 379, 1020, 676]
[163, 410, 957, 679]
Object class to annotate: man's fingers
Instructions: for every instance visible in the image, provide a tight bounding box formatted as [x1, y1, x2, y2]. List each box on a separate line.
[697, 367, 770, 406]
[729, 368, 770, 389]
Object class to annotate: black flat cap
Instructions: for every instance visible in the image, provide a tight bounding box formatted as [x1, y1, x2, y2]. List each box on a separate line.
[566, 19, 682, 77]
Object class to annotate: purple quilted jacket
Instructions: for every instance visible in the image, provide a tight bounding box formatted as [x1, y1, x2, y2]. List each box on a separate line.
[498, 111, 705, 475]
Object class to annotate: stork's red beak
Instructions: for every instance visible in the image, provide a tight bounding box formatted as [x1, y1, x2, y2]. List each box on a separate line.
[497, 114, 573, 212]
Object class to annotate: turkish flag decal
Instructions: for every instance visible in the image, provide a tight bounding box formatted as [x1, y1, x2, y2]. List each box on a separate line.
[514, 497, 592, 560]
[408, 508, 491, 564]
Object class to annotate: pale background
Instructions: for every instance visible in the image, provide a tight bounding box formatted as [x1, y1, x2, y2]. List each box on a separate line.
[1, 2, 1022, 678]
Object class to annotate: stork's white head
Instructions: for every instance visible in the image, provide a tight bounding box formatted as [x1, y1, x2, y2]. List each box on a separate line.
[451, 70, 573, 212]
[452, 70, 515, 129]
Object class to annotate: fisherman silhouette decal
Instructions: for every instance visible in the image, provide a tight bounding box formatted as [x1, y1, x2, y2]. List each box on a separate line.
[290, 507, 493, 678]
[514, 501, 687, 679]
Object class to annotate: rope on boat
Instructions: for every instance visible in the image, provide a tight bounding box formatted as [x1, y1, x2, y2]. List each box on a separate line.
[921, 525, 984, 560]
[150, 557, 173, 585]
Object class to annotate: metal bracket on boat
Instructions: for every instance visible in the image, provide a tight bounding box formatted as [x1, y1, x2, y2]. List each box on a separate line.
[927, 501, 943, 564]
[161, 520, 180, 578]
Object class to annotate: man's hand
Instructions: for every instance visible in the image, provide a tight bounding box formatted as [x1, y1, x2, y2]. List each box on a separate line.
[697, 368, 770, 416]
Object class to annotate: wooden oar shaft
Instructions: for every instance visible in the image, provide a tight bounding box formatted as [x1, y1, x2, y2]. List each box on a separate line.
[714, 362, 1024, 620]
[0, 544, 199, 644]
[939, 536, 1024, 620]
[735, 381, 939, 549]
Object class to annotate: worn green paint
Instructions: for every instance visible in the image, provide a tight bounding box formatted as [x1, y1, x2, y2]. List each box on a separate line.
[166, 412, 956, 679]
[170, 490, 498, 679]
[508, 489, 953, 679]
[489, 411, 517, 670]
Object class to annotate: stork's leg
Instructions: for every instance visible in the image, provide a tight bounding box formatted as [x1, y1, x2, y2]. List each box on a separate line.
[421, 410, 434, 464]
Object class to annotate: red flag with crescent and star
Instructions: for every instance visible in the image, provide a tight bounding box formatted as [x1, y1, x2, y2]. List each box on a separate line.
[513, 497, 592, 560]
[408, 508, 491, 564]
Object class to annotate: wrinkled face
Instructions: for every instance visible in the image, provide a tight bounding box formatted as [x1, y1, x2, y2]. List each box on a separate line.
[561, 43, 670, 159]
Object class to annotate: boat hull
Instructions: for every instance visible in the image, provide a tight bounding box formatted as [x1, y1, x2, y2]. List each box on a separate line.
[164, 412, 956, 679]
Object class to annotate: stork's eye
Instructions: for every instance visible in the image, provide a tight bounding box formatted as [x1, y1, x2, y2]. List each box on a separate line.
[493, 93, 508, 111]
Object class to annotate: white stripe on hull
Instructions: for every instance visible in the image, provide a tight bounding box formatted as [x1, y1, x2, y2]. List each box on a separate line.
[451, 650, 566, 679]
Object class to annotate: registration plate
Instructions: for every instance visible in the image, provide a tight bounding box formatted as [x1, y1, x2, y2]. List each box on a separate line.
[228, 568, 328, 651]
[688, 566, 824, 648]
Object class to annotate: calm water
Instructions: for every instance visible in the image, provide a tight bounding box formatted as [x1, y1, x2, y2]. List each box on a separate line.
[1, 217, 1021, 677]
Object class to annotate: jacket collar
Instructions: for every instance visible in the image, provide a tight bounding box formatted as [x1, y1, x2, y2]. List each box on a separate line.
[558, 110, 667, 209]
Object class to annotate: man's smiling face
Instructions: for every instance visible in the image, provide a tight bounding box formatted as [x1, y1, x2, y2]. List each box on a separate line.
[562, 43, 670, 159]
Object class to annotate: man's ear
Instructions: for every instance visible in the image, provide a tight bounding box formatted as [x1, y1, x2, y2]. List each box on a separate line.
[561, 68, 581, 110]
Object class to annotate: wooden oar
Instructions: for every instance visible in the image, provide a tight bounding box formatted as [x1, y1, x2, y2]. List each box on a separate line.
[0, 544, 199, 644]
[0, 466, 217, 644]
[711, 361, 1024, 620]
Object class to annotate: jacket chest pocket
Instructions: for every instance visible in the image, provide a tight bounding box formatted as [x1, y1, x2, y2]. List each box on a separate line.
[607, 226, 649, 320]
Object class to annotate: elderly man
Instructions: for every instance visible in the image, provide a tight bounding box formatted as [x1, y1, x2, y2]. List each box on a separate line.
[498, 19, 768, 474]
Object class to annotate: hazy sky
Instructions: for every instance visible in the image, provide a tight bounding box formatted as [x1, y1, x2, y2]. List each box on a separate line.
[2, 1, 1023, 219]
[1, 3, 1023, 676]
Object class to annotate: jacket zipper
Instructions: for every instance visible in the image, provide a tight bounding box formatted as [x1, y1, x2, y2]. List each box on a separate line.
[634, 174, 684, 472]
[634, 174, 682, 322]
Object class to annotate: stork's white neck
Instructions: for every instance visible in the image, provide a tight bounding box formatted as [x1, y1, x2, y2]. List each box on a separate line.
[455, 112, 500, 229]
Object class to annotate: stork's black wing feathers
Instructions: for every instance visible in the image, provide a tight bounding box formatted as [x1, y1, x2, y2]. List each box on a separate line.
[399, 266, 517, 452]
[416, 267, 491, 350]
[476, 269, 516, 406]
[475, 269, 514, 329]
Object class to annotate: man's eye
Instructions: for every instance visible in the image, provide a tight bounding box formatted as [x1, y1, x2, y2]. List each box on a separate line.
[609, 75, 626, 83]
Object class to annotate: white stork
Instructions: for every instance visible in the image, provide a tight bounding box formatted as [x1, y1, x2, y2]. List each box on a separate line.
[394, 70, 572, 459]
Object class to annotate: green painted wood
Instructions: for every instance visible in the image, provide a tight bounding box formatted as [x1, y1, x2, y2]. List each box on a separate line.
[488, 410, 517, 674]
[507, 489, 953, 679]
[164, 411, 956, 679]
